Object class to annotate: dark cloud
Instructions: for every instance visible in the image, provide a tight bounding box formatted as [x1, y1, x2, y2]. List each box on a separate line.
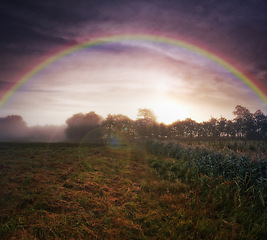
[1, 0, 266, 55]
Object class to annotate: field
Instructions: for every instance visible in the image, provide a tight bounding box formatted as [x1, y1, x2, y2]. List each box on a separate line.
[0, 141, 266, 239]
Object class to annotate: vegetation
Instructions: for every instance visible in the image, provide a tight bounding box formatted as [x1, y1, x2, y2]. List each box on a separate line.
[0, 142, 266, 239]
[65, 112, 103, 142]
[0, 105, 266, 142]
[69, 106, 267, 142]
[0, 105, 266, 238]
[146, 140, 267, 206]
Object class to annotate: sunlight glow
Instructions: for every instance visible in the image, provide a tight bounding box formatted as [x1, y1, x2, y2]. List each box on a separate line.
[149, 98, 187, 124]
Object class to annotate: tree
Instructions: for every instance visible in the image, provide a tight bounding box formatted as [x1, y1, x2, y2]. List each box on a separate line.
[225, 120, 235, 138]
[207, 117, 220, 138]
[102, 114, 136, 139]
[137, 108, 157, 123]
[218, 117, 227, 137]
[233, 105, 254, 139]
[65, 112, 103, 141]
[169, 121, 182, 139]
[0, 115, 28, 140]
[182, 118, 197, 138]
[136, 109, 157, 138]
[253, 110, 267, 139]
[198, 122, 209, 139]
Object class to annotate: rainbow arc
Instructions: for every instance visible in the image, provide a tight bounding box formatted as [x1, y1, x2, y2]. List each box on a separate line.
[1, 33, 266, 107]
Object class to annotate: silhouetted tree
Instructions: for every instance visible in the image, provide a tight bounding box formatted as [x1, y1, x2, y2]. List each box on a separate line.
[218, 117, 227, 137]
[207, 117, 220, 138]
[0, 115, 28, 140]
[197, 122, 208, 139]
[169, 120, 183, 139]
[102, 114, 136, 139]
[182, 118, 197, 138]
[233, 105, 254, 139]
[137, 108, 157, 123]
[65, 112, 103, 142]
[253, 110, 267, 139]
[158, 123, 168, 139]
[162, 105, 266, 140]
[4, 105, 264, 142]
[225, 120, 235, 138]
[136, 108, 157, 138]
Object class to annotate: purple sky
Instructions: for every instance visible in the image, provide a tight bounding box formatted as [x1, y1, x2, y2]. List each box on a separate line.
[0, 0, 267, 125]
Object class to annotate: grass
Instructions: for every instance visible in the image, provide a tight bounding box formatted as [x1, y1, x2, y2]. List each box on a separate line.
[0, 142, 266, 239]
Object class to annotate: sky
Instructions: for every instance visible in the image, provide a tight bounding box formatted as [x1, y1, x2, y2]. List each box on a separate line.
[0, 0, 267, 126]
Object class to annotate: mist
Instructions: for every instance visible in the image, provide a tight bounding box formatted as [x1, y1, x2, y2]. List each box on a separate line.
[0, 115, 67, 142]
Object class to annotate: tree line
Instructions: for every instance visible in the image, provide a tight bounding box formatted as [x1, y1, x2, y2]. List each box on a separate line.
[65, 105, 267, 142]
[0, 105, 266, 142]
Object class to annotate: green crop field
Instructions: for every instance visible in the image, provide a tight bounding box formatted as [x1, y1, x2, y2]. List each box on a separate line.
[0, 141, 266, 239]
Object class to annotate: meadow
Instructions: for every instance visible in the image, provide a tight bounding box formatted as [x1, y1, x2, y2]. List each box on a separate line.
[0, 141, 266, 239]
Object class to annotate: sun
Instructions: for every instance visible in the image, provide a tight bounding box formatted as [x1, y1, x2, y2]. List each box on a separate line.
[149, 98, 187, 124]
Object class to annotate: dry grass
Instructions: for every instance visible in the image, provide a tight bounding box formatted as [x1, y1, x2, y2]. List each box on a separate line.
[0, 142, 263, 239]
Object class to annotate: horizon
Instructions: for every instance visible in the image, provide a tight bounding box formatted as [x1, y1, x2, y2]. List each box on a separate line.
[1, 104, 264, 128]
[1, 104, 266, 143]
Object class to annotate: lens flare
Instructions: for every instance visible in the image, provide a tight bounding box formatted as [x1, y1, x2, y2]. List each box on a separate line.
[105, 132, 130, 152]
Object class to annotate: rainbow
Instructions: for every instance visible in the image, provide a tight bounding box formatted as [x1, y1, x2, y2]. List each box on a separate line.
[1, 33, 267, 107]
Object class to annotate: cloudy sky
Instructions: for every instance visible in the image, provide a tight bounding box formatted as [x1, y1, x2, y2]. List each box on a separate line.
[0, 0, 267, 125]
